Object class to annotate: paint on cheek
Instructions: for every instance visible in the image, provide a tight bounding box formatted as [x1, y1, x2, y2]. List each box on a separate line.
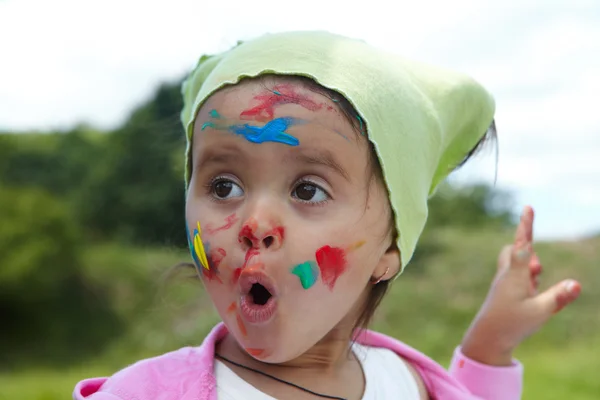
[209, 109, 222, 119]
[236, 313, 248, 337]
[315, 245, 347, 290]
[346, 240, 366, 252]
[201, 243, 224, 283]
[206, 213, 239, 234]
[231, 268, 242, 285]
[240, 84, 323, 122]
[227, 302, 237, 314]
[229, 118, 300, 146]
[291, 261, 319, 290]
[189, 222, 210, 271]
[209, 247, 226, 269]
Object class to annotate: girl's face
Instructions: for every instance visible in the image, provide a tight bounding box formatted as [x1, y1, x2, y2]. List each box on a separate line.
[186, 78, 399, 363]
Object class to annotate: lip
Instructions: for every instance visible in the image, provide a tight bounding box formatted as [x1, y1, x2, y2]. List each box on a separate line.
[238, 268, 278, 324]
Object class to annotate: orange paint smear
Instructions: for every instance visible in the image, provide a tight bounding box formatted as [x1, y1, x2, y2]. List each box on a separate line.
[245, 348, 265, 357]
[236, 313, 248, 337]
[226, 302, 236, 314]
[245, 263, 265, 273]
[346, 240, 366, 252]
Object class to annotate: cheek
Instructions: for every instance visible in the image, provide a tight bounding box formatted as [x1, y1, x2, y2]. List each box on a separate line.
[184, 211, 240, 285]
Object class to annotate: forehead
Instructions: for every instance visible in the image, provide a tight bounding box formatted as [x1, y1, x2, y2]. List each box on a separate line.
[190, 77, 371, 179]
[196, 77, 356, 132]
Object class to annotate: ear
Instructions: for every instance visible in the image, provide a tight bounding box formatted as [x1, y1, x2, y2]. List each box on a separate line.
[371, 244, 401, 282]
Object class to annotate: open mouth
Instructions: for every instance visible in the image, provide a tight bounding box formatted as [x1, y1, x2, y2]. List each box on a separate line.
[239, 270, 278, 324]
[249, 283, 272, 305]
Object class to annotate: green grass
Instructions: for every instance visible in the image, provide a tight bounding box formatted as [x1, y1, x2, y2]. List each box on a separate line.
[3, 230, 598, 399]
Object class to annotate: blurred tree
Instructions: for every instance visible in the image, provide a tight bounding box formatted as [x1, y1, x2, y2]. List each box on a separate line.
[0, 186, 123, 369]
[77, 82, 187, 246]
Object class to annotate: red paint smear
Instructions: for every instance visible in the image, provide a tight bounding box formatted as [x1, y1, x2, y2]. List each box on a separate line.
[206, 213, 239, 235]
[315, 245, 347, 290]
[231, 268, 242, 285]
[202, 267, 223, 284]
[239, 219, 259, 243]
[244, 248, 259, 266]
[209, 248, 227, 269]
[240, 84, 323, 122]
[226, 302, 236, 314]
[265, 226, 285, 242]
[236, 313, 248, 337]
[246, 348, 265, 357]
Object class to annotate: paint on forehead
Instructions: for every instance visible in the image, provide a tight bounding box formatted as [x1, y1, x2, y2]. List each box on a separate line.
[315, 245, 347, 290]
[209, 109, 222, 119]
[291, 261, 319, 290]
[202, 117, 300, 147]
[240, 84, 323, 122]
[205, 213, 239, 235]
[230, 118, 300, 146]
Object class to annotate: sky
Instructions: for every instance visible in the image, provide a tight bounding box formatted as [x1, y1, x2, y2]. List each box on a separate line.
[1, 0, 599, 241]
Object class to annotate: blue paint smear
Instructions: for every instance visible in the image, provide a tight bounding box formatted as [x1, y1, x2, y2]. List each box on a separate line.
[209, 109, 222, 119]
[190, 226, 202, 270]
[185, 224, 194, 254]
[229, 118, 299, 146]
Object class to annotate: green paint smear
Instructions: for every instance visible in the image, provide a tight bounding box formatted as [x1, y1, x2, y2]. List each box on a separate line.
[292, 261, 319, 290]
[209, 109, 222, 119]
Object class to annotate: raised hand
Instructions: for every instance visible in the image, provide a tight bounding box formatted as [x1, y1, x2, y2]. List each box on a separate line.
[460, 206, 582, 366]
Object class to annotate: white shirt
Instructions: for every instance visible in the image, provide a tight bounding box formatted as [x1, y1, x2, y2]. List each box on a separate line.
[215, 343, 420, 399]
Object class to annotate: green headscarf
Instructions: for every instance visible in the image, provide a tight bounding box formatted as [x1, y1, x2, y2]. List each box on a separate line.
[180, 31, 495, 272]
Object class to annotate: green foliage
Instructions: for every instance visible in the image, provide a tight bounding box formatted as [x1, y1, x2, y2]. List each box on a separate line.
[77, 83, 187, 246]
[0, 186, 123, 368]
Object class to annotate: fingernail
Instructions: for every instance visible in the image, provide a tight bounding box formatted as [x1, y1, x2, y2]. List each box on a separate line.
[565, 280, 581, 295]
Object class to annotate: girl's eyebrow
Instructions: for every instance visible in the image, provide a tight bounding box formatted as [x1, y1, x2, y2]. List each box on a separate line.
[195, 146, 244, 170]
[286, 149, 350, 181]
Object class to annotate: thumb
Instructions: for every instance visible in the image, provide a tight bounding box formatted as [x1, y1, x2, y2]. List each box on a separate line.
[533, 279, 581, 317]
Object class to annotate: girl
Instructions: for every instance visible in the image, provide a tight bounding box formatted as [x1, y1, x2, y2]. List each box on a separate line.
[74, 31, 581, 400]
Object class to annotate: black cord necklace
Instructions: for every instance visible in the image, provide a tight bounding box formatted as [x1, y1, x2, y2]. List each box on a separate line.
[215, 353, 347, 400]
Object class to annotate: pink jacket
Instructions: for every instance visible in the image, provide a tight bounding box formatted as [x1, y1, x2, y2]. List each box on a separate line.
[74, 323, 522, 400]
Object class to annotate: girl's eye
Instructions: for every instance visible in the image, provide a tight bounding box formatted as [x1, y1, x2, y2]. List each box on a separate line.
[292, 181, 329, 203]
[210, 178, 243, 199]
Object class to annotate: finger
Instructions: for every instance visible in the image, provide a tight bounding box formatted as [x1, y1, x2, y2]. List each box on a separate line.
[497, 244, 513, 272]
[529, 254, 543, 276]
[533, 279, 582, 317]
[514, 206, 534, 247]
[510, 241, 533, 271]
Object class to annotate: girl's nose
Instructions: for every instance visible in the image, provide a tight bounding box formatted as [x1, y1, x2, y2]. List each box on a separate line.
[238, 219, 284, 251]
